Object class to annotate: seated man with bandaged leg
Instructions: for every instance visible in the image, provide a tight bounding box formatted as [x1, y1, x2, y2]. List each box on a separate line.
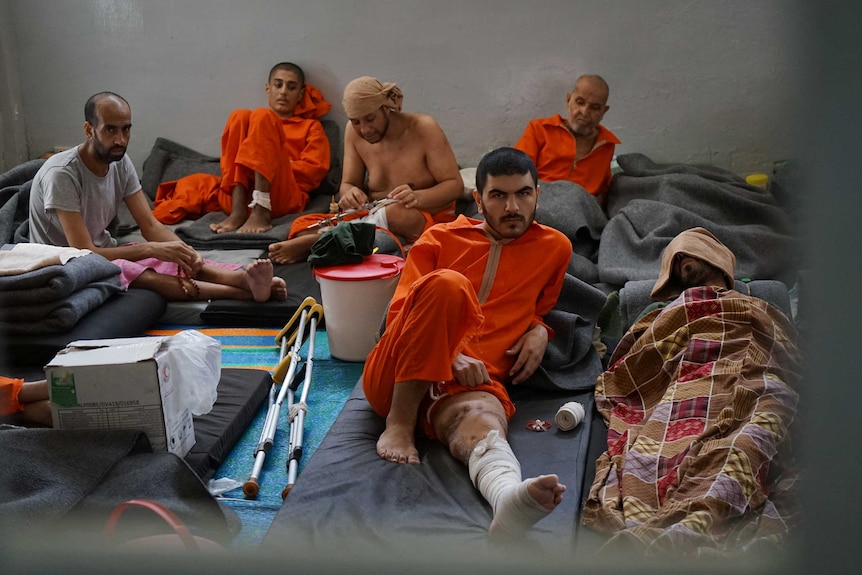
[362, 147, 572, 538]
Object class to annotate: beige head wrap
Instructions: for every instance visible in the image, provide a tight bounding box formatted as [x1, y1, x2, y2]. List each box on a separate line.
[650, 227, 736, 301]
[342, 76, 403, 118]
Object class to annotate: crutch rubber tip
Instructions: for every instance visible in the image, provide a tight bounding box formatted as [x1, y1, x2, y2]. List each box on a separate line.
[243, 480, 260, 499]
[281, 484, 293, 499]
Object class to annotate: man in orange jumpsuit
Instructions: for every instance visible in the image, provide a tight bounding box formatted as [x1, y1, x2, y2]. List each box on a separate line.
[266, 76, 463, 263]
[153, 62, 331, 233]
[362, 147, 572, 538]
[515, 74, 620, 209]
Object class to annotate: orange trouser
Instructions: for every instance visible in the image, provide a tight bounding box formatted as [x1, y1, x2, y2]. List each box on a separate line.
[362, 269, 514, 438]
[218, 109, 308, 218]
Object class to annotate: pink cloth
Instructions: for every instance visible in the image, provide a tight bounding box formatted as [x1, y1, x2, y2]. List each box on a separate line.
[113, 257, 242, 289]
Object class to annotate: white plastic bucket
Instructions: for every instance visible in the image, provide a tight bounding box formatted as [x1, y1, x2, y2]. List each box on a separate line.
[314, 254, 405, 362]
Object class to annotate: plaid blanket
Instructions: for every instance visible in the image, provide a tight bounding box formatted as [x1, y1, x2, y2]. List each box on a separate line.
[583, 286, 802, 555]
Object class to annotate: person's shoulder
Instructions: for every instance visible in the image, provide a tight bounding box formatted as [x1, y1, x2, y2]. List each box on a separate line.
[529, 222, 572, 249]
[35, 147, 83, 181]
[405, 112, 444, 132]
[597, 124, 621, 144]
[529, 114, 565, 127]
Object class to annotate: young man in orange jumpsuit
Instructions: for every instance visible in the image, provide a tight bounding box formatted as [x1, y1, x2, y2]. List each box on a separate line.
[362, 147, 572, 538]
[153, 62, 331, 233]
[515, 74, 620, 209]
[266, 76, 463, 264]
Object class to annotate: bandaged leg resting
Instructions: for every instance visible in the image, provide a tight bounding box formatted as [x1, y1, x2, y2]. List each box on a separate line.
[468, 429, 554, 537]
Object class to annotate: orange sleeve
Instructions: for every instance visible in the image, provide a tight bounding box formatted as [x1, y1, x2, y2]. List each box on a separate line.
[530, 234, 570, 338]
[0, 376, 24, 416]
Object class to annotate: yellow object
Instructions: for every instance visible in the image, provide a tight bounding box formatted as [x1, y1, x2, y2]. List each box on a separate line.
[746, 173, 769, 188]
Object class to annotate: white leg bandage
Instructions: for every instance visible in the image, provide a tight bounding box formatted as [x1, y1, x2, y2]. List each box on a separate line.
[468, 430, 550, 536]
[248, 190, 271, 210]
[357, 205, 389, 229]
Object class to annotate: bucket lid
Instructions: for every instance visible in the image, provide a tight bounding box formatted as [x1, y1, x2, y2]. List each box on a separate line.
[313, 253, 405, 281]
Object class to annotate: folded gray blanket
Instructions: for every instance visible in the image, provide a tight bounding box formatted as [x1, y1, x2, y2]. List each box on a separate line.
[0, 279, 122, 333]
[599, 153, 801, 287]
[176, 193, 331, 250]
[529, 273, 607, 392]
[0, 251, 121, 305]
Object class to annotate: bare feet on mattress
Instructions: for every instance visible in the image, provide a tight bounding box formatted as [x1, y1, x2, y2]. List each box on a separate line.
[245, 259, 276, 302]
[210, 212, 246, 234]
[271, 276, 288, 301]
[268, 238, 311, 265]
[236, 209, 272, 234]
[488, 474, 566, 538]
[377, 424, 420, 464]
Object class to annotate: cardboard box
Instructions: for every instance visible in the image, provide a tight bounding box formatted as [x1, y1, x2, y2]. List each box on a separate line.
[45, 337, 196, 457]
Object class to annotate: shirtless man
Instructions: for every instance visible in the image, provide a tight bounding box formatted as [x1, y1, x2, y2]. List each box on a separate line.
[267, 76, 462, 264]
[29, 92, 286, 302]
[515, 74, 620, 208]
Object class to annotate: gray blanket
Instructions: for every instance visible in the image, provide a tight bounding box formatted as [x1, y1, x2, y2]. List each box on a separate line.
[530, 273, 607, 392]
[0, 279, 123, 334]
[0, 159, 43, 245]
[175, 193, 331, 250]
[598, 153, 801, 287]
[0, 427, 234, 545]
[535, 180, 607, 284]
[0, 251, 121, 304]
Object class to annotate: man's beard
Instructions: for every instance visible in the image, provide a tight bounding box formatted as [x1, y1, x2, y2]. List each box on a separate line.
[94, 140, 126, 163]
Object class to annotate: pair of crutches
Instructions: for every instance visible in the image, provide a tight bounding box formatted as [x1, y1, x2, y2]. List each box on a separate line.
[242, 296, 323, 499]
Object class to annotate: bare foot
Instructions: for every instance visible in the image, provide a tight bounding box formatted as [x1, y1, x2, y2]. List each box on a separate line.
[488, 474, 566, 538]
[268, 233, 318, 264]
[377, 423, 420, 464]
[270, 276, 288, 301]
[210, 212, 247, 234]
[245, 259, 275, 302]
[236, 207, 272, 234]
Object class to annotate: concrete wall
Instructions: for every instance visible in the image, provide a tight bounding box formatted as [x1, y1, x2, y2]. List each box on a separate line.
[2, 0, 802, 175]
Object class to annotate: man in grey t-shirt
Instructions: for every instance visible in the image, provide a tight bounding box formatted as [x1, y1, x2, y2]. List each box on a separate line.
[28, 92, 286, 302]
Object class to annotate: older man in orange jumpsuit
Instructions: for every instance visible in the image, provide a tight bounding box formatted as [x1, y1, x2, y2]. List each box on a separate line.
[362, 147, 572, 538]
[515, 74, 620, 208]
[152, 62, 331, 233]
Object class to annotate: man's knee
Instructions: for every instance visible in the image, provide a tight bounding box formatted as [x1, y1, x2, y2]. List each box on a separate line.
[436, 394, 508, 461]
[249, 107, 280, 128]
[418, 268, 472, 294]
[226, 108, 252, 128]
[385, 203, 427, 238]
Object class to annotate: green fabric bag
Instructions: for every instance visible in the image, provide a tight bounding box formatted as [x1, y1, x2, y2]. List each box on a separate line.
[307, 222, 377, 267]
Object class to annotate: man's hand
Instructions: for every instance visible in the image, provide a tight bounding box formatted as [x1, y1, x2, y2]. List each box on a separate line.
[388, 184, 419, 210]
[149, 240, 201, 277]
[338, 186, 369, 211]
[506, 324, 549, 385]
[451, 352, 491, 387]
